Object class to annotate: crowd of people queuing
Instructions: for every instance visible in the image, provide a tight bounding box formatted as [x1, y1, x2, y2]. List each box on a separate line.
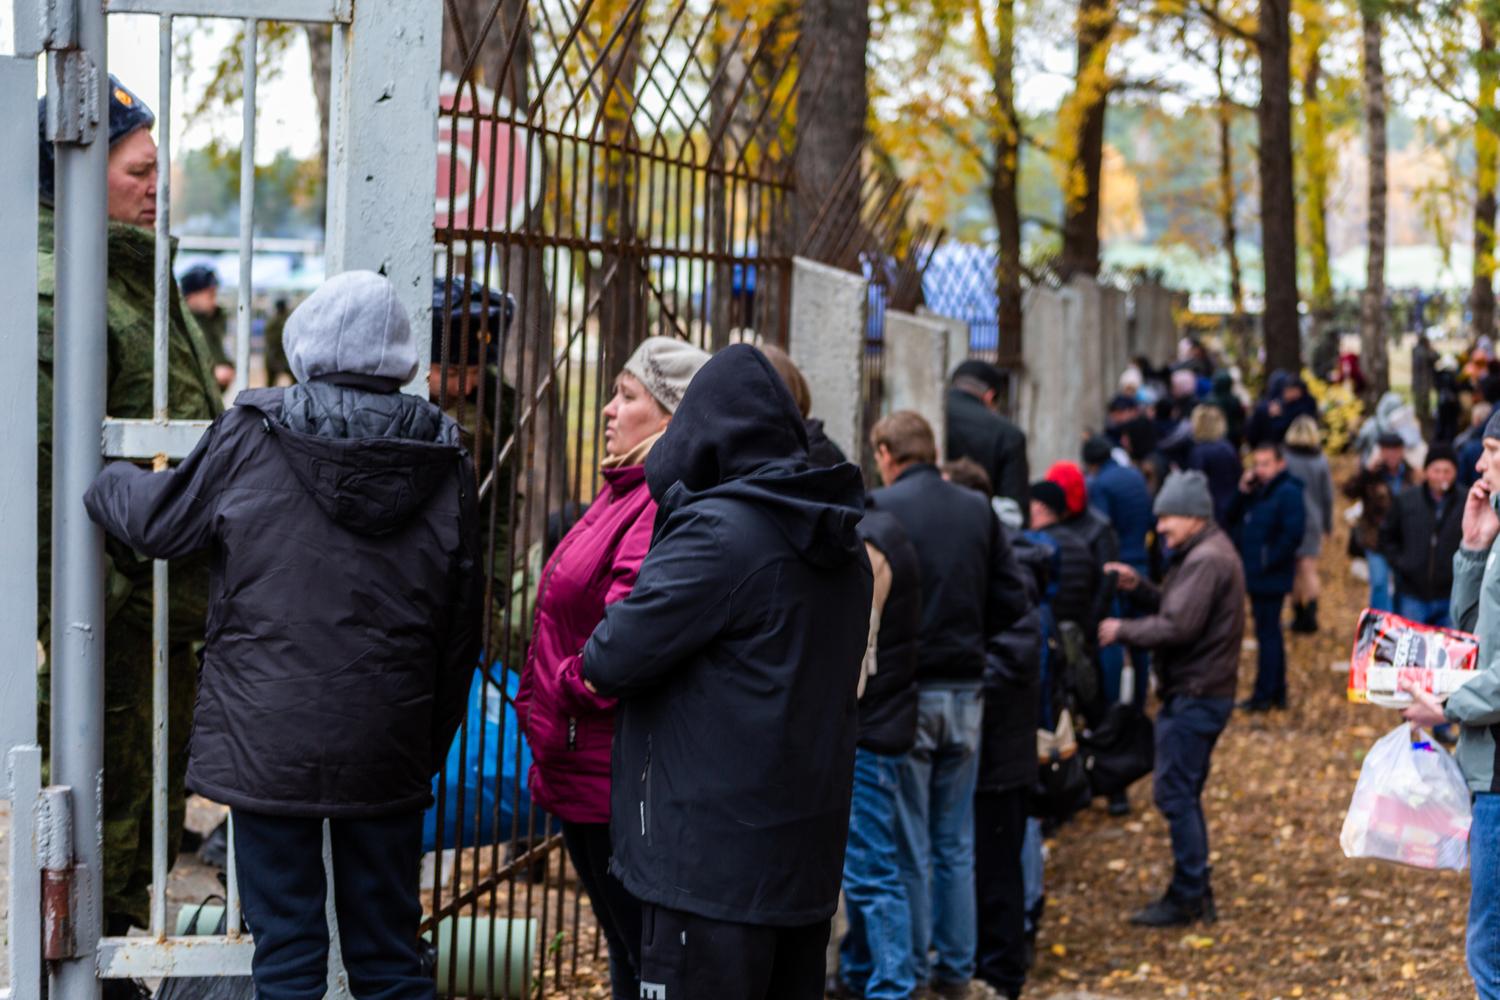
[42, 75, 1500, 1000]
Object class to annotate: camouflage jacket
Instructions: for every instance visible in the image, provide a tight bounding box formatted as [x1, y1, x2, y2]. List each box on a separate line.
[263, 311, 293, 382]
[37, 205, 225, 642]
[193, 304, 232, 367]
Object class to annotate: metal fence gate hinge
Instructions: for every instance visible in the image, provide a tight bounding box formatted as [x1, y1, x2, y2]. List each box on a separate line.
[38, 785, 76, 961]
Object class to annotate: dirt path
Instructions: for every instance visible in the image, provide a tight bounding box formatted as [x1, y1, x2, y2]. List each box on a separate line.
[1028, 464, 1471, 1000]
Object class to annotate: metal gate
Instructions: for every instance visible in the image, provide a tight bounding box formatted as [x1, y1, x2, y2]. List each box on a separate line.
[4, 0, 805, 997]
[4, 0, 440, 997]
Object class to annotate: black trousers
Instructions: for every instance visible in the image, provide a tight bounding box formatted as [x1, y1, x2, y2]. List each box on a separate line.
[561, 821, 641, 1000]
[638, 903, 829, 1000]
[232, 809, 431, 1000]
[974, 787, 1029, 1000]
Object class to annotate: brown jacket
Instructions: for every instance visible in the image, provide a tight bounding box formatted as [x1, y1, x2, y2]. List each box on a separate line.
[1342, 463, 1417, 553]
[1116, 525, 1246, 700]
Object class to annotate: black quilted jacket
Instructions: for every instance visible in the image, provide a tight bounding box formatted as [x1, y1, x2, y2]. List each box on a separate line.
[84, 379, 482, 818]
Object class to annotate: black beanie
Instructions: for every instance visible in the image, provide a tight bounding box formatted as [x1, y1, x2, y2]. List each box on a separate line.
[1082, 435, 1114, 467]
[1031, 480, 1068, 518]
[38, 75, 155, 205]
[1426, 443, 1459, 470]
[953, 360, 1006, 394]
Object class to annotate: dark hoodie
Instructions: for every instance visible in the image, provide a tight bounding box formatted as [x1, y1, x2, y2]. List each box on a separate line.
[83, 382, 482, 817]
[583, 344, 873, 927]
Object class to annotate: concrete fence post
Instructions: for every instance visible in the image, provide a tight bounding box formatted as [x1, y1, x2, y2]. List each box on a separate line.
[883, 310, 951, 449]
[788, 257, 868, 466]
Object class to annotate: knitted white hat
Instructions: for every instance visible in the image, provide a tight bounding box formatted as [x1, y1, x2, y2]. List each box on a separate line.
[622, 336, 711, 413]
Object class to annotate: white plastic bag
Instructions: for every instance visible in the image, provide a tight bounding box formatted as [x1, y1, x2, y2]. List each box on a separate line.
[1340, 723, 1472, 871]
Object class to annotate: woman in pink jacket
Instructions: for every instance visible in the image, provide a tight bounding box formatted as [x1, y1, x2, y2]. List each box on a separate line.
[517, 336, 708, 1000]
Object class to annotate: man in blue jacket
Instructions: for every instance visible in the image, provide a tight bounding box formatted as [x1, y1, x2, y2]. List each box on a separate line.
[1083, 435, 1154, 718]
[1228, 443, 1306, 712]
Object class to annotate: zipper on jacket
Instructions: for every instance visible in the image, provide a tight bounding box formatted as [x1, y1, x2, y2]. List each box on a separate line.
[641, 733, 653, 845]
[567, 716, 577, 751]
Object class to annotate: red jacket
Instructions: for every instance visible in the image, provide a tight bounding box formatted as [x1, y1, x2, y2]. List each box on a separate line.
[516, 465, 655, 824]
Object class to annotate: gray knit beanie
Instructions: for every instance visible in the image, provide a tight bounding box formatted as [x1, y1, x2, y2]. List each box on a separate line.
[622, 336, 710, 414]
[1485, 406, 1500, 443]
[1153, 470, 1215, 519]
[283, 270, 419, 385]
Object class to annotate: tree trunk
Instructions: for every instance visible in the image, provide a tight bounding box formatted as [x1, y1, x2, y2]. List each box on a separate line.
[305, 26, 332, 167]
[1361, 6, 1389, 401]
[990, 0, 1023, 365]
[1301, 40, 1334, 365]
[1213, 19, 1248, 367]
[1257, 0, 1301, 374]
[598, 17, 643, 378]
[793, 0, 870, 252]
[1059, 0, 1114, 280]
[1475, 11, 1498, 343]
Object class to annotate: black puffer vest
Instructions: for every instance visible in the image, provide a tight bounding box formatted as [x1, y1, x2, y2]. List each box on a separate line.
[856, 510, 922, 755]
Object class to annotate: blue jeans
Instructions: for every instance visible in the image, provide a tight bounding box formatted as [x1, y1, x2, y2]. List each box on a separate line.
[1250, 594, 1288, 707]
[1367, 552, 1394, 612]
[1021, 818, 1044, 933]
[1471, 793, 1500, 999]
[1153, 696, 1233, 902]
[840, 749, 915, 1000]
[1398, 594, 1452, 628]
[894, 685, 983, 986]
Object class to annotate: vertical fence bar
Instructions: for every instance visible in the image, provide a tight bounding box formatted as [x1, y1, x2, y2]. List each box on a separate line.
[233, 21, 258, 400]
[49, 4, 109, 998]
[148, 16, 175, 943]
[225, 813, 241, 936]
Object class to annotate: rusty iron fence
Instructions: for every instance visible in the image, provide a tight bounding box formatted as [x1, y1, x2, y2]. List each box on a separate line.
[428, 0, 804, 994]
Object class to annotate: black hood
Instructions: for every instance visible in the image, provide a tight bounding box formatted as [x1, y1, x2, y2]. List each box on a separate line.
[646, 344, 866, 567]
[237, 385, 464, 536]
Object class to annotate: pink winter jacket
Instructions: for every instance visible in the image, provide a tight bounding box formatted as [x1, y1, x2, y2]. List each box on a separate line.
[516, 464, 655, 824]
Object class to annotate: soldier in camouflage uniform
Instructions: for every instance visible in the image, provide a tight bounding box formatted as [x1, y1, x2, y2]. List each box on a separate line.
[431, 277, 521, 662]
[180, 263, 235, 389]
[36, 77, 223, 939]
[263, 297, 295, 385]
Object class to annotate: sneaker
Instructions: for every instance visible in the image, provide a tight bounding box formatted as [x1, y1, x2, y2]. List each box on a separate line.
[1128, 893, 1208, 927]
[927, 980, 975, 999]
[826, 975, 861, 999]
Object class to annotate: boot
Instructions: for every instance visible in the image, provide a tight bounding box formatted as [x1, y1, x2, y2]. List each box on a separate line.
[1128, 891, 1209, 928]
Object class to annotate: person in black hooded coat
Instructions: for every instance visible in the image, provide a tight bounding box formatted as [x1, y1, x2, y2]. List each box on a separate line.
[83, 271, 482, 1000]
[582, 344, 873, 1000]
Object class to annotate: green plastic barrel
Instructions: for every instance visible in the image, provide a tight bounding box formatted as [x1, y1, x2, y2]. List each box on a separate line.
[426, 916, 537, 998]
[175, 902, 226, 936]
[174, 907, 536, 997]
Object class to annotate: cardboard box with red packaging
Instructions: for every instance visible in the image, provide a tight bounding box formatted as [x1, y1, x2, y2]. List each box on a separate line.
[1348, 609, 1481, 708]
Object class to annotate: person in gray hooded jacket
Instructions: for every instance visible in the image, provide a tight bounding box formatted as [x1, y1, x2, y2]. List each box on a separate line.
[1404, 407, 1500, 1000]
[84, 271, 481, 1000]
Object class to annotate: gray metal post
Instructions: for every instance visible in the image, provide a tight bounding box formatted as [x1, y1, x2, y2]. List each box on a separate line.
[2, 46, 45, 1000]
[47, 3, 109, 998]
[0, 54, 40, 756]
[324, 0, 443, 394]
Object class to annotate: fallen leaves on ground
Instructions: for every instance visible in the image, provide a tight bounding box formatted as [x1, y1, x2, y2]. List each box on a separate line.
[1028, 456, 1470, 999]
